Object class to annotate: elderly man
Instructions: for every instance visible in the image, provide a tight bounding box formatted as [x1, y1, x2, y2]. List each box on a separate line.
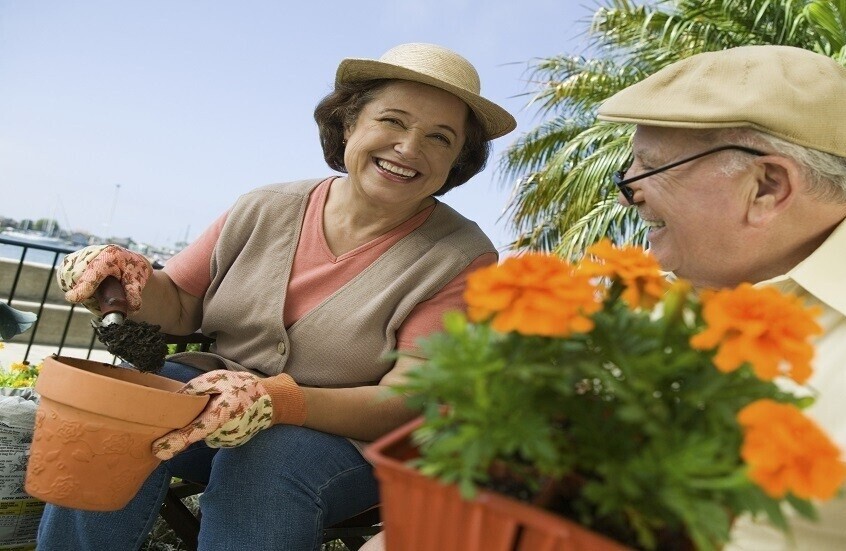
[598, 45, 846, 550]
[363, 45, 844, 551]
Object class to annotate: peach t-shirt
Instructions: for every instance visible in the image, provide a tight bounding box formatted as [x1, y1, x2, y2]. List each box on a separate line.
[164, 178, 496, 350]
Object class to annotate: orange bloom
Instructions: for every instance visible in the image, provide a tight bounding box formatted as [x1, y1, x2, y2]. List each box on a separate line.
[738, 400, 846, 500]
[689, 284, 822, 384]
[464, 253, 602, 337]
[579, 239, 669, 309]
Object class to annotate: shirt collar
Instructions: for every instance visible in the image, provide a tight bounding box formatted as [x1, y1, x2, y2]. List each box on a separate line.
[759, 217, 846, 316]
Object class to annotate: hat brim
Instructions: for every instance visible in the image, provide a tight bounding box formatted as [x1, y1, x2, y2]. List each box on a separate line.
[336, 58, 516, 140]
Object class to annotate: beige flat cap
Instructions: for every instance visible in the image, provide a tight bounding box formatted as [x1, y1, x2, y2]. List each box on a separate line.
[598, 45, 846, 157]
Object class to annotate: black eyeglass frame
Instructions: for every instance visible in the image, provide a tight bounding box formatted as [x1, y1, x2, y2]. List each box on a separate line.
[613, 145, 768, 205]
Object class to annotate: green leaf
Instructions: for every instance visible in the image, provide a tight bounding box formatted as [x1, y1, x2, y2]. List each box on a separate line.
[786, 494, 819, 521]
[441, 310, 468, 335]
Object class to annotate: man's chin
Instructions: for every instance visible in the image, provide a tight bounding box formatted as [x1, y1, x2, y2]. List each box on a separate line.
[645, 242, 673, 272]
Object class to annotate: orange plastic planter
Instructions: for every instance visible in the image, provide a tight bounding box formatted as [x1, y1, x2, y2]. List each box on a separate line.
[365, 417, 632, 551]
[25, 356, 208, 511]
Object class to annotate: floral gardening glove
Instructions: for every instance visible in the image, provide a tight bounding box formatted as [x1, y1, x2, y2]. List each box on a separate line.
[56, 244, 152, 316]
[152, 370, 307, 460]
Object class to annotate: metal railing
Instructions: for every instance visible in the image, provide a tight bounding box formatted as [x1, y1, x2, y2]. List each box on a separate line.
[1, 236, 204, 364]
[0, 235, 93, 362]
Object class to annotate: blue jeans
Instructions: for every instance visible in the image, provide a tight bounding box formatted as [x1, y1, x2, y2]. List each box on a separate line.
[36, 361, 380, 551]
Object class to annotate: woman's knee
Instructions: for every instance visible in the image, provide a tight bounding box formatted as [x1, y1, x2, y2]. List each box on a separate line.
[195, 427, 378, 549]
[204, 426, 377, 509]
[209, 426, 361, 483]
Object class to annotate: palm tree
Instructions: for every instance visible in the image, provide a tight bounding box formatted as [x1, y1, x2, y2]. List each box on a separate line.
[501, 0, 846, 259]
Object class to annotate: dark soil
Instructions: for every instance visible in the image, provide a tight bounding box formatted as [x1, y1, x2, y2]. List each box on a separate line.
[95, 320, 168, 372]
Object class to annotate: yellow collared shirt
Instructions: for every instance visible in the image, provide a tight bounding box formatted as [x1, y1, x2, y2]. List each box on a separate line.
[727, 218, 846, 550]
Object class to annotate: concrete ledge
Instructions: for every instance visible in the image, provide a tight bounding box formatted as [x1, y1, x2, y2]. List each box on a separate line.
[1, 260, 110, 348]
[0, 342, 116, 368]
[0, 258, 66, 304]
[5, 300, 108, 349]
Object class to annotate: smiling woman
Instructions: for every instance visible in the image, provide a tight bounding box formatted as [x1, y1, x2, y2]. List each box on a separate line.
[38, 43, 517, 551]
[332, 81, 469, 243]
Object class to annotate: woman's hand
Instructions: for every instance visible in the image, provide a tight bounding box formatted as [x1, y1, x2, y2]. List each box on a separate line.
[152, 370, 306, 460]
[56, 244, 152, 316]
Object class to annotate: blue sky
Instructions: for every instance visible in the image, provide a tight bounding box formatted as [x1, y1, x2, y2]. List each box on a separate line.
[1, 0, 597, 251]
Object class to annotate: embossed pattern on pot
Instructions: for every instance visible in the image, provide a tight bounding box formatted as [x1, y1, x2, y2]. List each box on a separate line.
[25, 356, 209, 511]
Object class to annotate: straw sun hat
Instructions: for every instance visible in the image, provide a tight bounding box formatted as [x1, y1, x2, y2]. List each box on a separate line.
[335, 43, 517, 140]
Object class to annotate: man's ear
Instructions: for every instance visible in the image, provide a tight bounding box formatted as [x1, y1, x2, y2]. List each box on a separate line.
[747, 156, 798, 226]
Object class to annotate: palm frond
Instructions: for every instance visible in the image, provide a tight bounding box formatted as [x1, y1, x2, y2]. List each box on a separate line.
[554, 197, 646, 260]
[522, 56, 645, 116]
[803, 0, 846, 55]
[505, 125, 633, 252]
[499, 116, 592, 181]
[499, 0, 843, 256]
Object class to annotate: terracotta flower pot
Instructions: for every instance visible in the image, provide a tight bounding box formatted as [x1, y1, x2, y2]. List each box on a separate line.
[365, 417, 632, 551]
[24, 356, 208, 511]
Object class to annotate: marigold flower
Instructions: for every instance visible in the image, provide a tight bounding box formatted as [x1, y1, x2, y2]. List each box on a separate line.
[579, 239, 669, 309]
[738, 400, 846, 500]
[689, 284, 822, 383]
[464, 253, 601, 337]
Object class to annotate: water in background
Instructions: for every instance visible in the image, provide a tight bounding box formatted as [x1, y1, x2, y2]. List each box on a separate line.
[0, 240, 72, 268]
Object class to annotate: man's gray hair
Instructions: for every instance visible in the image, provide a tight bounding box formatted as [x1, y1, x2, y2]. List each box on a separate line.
[715, 128, 846, 203]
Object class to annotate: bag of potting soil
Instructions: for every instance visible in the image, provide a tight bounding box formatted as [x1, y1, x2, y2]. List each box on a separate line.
[0, 388, 42, 551]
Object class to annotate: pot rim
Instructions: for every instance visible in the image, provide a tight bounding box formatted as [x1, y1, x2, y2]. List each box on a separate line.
[35, 355, 208, 428]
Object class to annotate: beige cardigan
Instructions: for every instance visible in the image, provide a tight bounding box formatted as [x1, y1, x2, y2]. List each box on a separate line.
[170, 179, 496, 388]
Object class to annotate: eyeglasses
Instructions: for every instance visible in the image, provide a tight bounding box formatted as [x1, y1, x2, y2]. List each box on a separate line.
[613, 145, 768, 205]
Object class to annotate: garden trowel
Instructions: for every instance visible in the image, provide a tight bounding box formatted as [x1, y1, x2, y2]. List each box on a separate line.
[93, 276, 167, 372]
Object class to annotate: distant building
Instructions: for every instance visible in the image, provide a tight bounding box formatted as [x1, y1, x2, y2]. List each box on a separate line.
[68, 232, 92, 247]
